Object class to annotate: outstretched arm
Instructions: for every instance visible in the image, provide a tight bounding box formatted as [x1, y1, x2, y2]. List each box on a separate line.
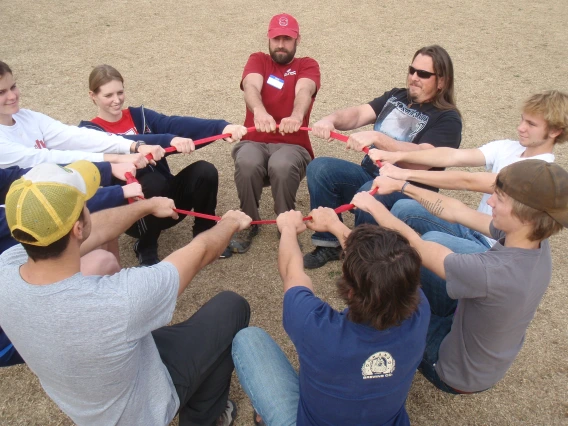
[163, 211, 252, 296]
[311, 104, 377, 140]
[277, 211, 313, 293]
[242, 73, 277, 133]
[369, 146, 486, 168]
[379, 163, 498, 193]
[279, 78, 317, 134]
[81, 197, 177, 256]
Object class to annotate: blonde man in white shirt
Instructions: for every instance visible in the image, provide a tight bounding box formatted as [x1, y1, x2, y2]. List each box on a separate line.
[362, 90, 567, 253]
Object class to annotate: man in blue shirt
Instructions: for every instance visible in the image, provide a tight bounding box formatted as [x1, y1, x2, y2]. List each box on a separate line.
[232, 208, 430, 425]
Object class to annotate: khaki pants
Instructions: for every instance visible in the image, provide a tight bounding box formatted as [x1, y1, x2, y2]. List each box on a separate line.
[232, 141, 311, 221]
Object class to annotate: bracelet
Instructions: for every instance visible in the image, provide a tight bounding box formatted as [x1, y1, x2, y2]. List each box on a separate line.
[401, 181, 410, 194]
[134, 141, 146, 153]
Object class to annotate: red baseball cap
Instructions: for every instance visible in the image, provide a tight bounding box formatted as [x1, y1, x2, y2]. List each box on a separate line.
[267, 13, 299, 39]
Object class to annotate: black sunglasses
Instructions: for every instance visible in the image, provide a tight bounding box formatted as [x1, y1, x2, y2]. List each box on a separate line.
[408, 66, 436, 79]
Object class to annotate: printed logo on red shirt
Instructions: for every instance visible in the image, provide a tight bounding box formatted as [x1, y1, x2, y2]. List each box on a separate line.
[34, 139, 46, 149]
[284, 69, 297, 77]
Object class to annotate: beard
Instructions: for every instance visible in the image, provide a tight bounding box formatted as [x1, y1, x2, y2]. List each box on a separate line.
[269, 44, 297, 65]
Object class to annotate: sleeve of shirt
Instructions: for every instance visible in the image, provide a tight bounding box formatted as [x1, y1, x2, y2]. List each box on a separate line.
[241, 53, 266, 88]
[444, 253, 489, 300]
[36, 111, 132, 154]
[87, 186, 125, 212]
[368, 89, 396, 116]
[0, 135, 104, 168]
[416, 110, 463, 148]
[298, 58, 321, 94]
[478, 140, 500, 170]
[282, 286, 327, 348]
[120, 262, 180, 341]
[142, 108, 229, 144]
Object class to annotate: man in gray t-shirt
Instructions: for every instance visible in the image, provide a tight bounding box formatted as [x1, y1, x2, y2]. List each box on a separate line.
[351, 159, 567, 393]
[0, 161, 252, 425]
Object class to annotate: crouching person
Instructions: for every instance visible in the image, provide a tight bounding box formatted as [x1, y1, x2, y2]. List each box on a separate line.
[0, 161, 251, 425]
[232, 208, 430, 426]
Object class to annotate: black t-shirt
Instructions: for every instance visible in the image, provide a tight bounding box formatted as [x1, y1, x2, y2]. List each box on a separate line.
[364, 88, 462, 190]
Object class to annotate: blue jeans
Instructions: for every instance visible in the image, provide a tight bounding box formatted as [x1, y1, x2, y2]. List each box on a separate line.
[307, 156, 406, 247]
[232, 327, 299, 426]
[391, 200, 493, 254]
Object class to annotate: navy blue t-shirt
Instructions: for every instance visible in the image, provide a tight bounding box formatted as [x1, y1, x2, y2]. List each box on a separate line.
[283, 286, 430, 426]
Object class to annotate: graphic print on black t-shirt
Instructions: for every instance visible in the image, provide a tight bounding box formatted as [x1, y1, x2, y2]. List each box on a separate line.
[373, 96, 428, 142]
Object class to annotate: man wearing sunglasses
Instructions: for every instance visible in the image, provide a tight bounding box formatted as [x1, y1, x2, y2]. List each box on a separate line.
[304, 45, 462, 269]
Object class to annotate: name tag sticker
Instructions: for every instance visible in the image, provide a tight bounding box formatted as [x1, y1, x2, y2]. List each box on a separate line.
[267, 75, 284, 89]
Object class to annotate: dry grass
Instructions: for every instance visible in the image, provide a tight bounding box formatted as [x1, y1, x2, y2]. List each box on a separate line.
[1, 0, 568, 424]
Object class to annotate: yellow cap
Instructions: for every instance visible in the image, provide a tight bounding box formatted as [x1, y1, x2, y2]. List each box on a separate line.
[6, 161, 100, 246]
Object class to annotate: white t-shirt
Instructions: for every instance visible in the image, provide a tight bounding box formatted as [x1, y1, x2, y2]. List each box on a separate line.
[477, 139, 555, 215]
[0, 109, 132, 168]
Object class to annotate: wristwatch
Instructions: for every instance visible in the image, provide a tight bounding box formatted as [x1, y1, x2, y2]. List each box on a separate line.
[134, 141, 146, 153]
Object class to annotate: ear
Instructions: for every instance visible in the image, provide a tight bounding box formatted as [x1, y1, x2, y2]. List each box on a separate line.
[548, 127, 562, 141]
[71, 219, 84, 240]
[437, 76, 445, 91]
[88, 91, 97, 106]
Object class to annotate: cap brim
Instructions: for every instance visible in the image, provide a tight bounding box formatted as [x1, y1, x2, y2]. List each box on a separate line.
[66, 160, 101, 200]
[268, 28, 298, 39]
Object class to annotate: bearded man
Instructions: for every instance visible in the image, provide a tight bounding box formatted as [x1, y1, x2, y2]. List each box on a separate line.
[230, 13, 321, 253]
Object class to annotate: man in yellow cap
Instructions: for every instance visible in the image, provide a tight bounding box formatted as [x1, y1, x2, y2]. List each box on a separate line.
[0, 161, 252, 426]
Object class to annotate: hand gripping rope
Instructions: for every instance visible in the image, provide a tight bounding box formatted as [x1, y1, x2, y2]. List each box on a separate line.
[124, 126, 382, 225]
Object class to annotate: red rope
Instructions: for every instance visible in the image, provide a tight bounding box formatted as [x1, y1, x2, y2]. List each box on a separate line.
[126, 126, 381, 224]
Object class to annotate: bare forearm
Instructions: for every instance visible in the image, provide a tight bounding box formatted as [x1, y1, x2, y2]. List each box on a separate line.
[164, 218, 241, 295]
[403, 170, 494, 192]
[290, 88, 313, 120]
[81, 201, 154, 255]
[278, 226, 313, 292]
[396, 147, 484, 168]
[244, 87, 267, 115]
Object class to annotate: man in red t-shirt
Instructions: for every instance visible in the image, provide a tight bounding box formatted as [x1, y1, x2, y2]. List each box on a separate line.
[230, 13, 321, 253]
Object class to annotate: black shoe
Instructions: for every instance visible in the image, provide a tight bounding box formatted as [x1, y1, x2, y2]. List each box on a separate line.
[214, 399, 237, 426]
[133, 240, 160, 266]
[303, 246, 342, 269]
[229, 225, 259, 254]
[219, 246, 233, 259]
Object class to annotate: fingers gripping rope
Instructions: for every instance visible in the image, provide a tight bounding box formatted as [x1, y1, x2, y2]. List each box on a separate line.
[124, 126, 382, 225]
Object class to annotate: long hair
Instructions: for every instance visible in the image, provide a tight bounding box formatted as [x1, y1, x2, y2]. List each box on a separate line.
[336, 225, 422, 330]
[412, 45, 460, 116]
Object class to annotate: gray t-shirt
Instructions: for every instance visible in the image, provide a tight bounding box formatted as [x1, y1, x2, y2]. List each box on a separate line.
[436, 223, 551, 392]
[0, 245, 180, 425]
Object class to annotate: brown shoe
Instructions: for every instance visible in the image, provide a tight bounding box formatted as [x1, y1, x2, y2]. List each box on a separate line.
[229, 225, 259, 254]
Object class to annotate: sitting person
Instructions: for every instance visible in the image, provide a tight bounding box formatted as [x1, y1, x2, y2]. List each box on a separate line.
[0, 61, 155, 170]
[0, 161, 251, 425]
[304, 45, 462, 269]
[0, 160, 142, 368]
[364, 90, 567, 254]
[232, 209, 430, 425]
[351, 160, 567, 393]
[229, 13, 320, 253]
[79, 64, 248, 264]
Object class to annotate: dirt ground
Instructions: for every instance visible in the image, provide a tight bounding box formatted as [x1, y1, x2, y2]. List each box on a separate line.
[1, 0, 568, 424]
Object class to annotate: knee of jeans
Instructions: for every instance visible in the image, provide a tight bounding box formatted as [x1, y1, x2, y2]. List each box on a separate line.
[306, 157, 336, 184]
[421, 231, 446, 244]
[390, 199, 418, 222]
[357, 180, 373, 193]
[232, 327, 267, 356]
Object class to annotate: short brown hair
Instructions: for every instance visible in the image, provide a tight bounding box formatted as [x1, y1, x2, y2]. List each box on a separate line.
[523, 90, 568, 144]
[336, 225, 422, 330]
[88, 64, 124, 94]
[0, 61, 13, 79]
